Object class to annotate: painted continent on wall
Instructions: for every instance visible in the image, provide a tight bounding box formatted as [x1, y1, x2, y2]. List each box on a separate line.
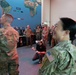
[0, 0, 12, 13]
[24, 0, 41, 17]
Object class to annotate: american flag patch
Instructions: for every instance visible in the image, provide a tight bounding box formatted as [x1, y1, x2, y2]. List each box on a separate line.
[47, 52, 51, 56]
[46, 51, 54, 62]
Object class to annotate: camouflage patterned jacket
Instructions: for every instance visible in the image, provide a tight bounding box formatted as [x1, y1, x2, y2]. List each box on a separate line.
[39, 41, 76, 75]
[0, 26, 19, 60]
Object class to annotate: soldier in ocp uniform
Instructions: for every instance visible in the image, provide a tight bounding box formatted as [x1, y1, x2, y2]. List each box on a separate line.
[0, 14, 19, 75]
[42, 25, 49, 46]
[24, 25, 32, 46]
[36, 26, 42, 40]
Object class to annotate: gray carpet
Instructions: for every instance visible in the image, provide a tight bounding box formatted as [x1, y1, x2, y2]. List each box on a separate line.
[17, 45, 42, 75]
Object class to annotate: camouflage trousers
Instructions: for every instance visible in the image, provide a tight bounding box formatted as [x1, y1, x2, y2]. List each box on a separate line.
[0, 51, 19, 75]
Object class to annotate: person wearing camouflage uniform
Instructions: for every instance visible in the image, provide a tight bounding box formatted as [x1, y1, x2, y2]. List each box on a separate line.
[36, 26, 42, 40]
[24, 25, 32, 46]
[0, 14, 19, 75]
[42, 25, 48, 46]
[39, 18, 76, 75]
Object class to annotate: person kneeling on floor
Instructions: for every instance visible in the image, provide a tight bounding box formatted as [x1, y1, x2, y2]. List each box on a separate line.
[32, 40, 46, 64]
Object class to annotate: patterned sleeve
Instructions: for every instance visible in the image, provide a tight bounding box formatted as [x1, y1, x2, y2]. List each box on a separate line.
[4, 28, 19, 49]
[39, 49, 58, 75]
[51, 49, 70, 71]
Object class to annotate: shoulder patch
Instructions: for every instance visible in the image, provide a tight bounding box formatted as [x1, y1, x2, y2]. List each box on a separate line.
[46, 51, 54, 62]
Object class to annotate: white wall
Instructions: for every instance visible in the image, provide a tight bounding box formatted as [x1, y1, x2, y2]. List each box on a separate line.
[51, 0, 76, 25]
[41, 0, 51, 26]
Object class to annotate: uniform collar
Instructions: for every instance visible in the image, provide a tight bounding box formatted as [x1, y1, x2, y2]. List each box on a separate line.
[4, 24, 11, 29]
[56, 40, 71, 46]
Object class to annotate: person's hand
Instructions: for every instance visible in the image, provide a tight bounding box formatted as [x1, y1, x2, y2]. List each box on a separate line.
[31, 47, 36, 51]
[36, 51, 40, 54]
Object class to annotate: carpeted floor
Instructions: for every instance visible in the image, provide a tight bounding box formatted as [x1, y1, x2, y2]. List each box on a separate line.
[17, 45, 42, 75]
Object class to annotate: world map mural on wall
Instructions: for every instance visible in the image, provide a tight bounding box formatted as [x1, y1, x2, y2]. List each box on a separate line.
[0, 0, 41, 17]
[0, 0, 41, 29]
[24, 0, 41, 17]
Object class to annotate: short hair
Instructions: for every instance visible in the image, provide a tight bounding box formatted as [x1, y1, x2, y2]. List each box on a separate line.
[4, 13, 14, 24]
[60, 17, 76, 41]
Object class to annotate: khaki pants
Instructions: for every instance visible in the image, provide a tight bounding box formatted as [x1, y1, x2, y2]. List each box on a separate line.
[26, 36, 32, 46]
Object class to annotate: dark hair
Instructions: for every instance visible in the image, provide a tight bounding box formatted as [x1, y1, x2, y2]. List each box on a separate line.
[60, 17, 76, 42]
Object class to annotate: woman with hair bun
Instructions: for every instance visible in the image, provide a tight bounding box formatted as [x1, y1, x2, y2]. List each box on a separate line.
[39, 18, 76, 75]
